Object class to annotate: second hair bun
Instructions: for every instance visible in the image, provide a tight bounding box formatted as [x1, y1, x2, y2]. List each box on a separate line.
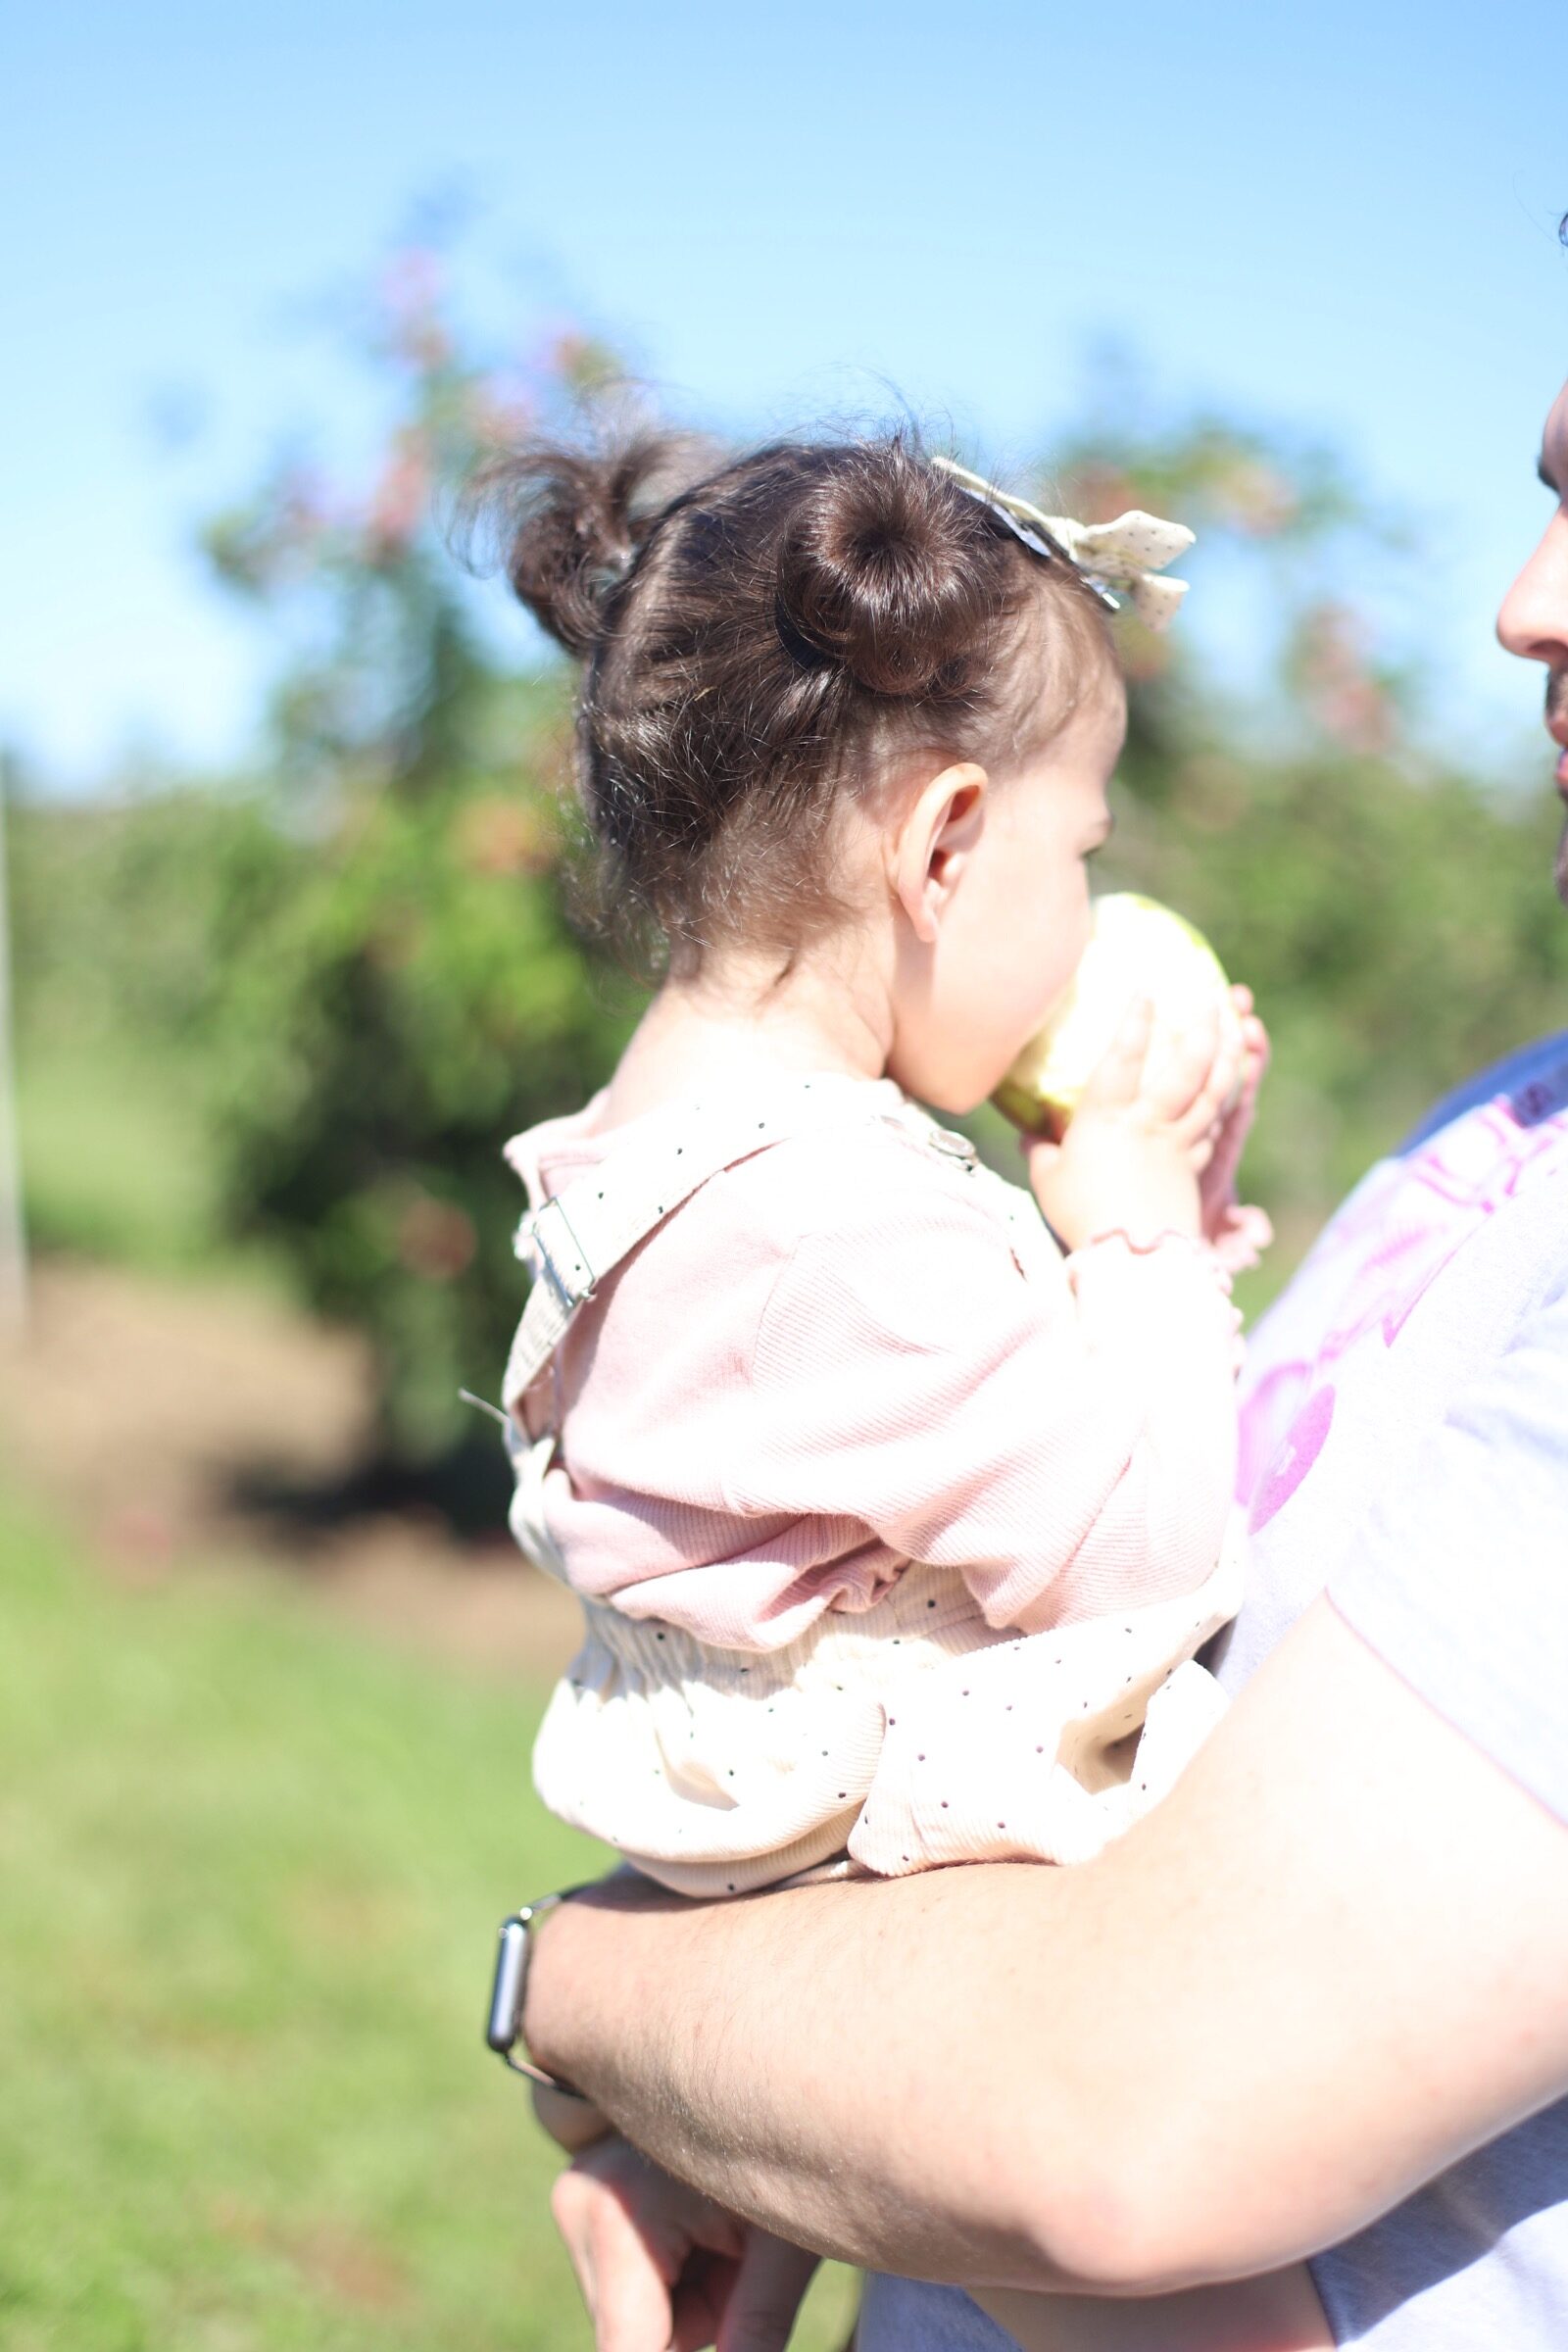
[773, 444, 1012, 700]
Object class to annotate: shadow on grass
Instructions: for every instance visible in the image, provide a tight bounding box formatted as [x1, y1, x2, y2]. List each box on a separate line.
[223, 1425, 515, 1549]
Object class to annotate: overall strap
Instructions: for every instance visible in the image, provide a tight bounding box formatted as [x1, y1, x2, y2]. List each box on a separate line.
[501, 1078, 924, 1415]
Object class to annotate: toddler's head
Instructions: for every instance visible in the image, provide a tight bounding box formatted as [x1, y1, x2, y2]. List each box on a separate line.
[476, 427, 1125, 1113]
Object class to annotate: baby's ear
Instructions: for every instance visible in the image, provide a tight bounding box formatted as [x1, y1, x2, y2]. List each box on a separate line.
[891, 760, 989, 944]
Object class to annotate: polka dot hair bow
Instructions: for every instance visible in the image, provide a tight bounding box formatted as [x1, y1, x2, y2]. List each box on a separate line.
[930, 455, 1196, 631]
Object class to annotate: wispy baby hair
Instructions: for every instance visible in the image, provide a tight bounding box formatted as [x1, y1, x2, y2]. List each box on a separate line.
[466, 421, 1114, 969]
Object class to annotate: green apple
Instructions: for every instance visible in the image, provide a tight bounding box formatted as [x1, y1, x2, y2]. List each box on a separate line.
[994, 893, 1233, 1136]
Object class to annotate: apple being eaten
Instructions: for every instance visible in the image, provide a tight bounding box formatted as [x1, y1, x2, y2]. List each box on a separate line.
[994, 893, 1235, 1136]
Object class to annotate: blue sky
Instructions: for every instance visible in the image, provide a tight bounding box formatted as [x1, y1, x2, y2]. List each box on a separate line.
[6, 0, 1565, 787]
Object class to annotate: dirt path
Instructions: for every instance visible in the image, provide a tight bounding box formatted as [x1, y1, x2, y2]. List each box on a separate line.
[0, 1258, 583, 1679]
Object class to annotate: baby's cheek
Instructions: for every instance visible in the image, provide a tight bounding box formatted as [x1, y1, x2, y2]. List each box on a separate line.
[970, 906, 1057, 1033]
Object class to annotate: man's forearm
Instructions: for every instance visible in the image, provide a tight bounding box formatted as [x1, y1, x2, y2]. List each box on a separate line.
[528, 1862, 1097, 2289]
[525, 1601, 1568, 2293]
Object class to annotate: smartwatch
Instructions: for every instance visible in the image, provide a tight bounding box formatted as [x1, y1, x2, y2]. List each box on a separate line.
[484, 1893, 590, 2096]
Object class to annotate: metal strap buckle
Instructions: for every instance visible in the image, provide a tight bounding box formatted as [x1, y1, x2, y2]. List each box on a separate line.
[520, 1197, 596, 1313]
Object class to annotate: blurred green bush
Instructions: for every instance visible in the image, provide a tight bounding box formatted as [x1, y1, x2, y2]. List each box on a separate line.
[196, 710, 632, 1465]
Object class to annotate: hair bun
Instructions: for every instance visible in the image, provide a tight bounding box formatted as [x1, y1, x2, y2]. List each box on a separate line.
[465, 432, 701, 657]
[773, 443, 1004, 699]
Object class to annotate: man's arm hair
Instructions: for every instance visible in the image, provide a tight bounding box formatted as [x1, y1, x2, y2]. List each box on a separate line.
[525, 1599, 1568, 2294]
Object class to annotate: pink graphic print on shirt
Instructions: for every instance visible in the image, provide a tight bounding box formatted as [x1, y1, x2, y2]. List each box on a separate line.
[1239, 1073, 1568, 1529]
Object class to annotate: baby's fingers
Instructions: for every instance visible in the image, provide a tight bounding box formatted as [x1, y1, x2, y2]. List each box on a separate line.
[1142, 1000, 1221, 1123]
[1172, 1013, 1245, 1152]
[1078, 997, 1154, 1111]
[1240, 1010, 1271, 1090]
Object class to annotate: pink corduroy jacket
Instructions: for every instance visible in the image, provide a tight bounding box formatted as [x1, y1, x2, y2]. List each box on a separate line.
[503, 1075, 1245, 1891]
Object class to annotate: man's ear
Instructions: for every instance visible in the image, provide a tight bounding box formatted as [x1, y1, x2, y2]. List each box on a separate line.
[889, 761, 989, 947]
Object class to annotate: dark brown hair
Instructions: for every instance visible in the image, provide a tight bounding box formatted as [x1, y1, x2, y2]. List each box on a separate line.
[466, 425, 1115, 967]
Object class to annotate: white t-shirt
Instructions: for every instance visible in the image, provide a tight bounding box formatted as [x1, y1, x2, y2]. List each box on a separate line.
[859, 1029, 1568, 2350]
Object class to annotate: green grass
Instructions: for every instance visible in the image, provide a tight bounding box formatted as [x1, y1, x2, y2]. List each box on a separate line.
[17, 1034, 273, 1287]
[0, 1494, 858, 2351]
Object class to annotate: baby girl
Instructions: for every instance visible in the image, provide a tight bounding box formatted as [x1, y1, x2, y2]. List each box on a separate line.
[476, 427, 1325, 2350]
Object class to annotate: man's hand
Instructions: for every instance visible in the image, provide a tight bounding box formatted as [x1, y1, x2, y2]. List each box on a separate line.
[532, 2077, 615, 2156]
[551, 2133, 819, 2352]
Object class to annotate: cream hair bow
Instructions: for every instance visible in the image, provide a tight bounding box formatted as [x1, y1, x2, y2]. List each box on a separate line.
[931, 455, 1195, 631]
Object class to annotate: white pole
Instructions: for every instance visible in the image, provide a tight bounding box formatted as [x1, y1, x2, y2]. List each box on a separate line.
[0, 750, 28, 1343]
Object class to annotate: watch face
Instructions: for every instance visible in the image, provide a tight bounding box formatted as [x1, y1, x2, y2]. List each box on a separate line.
[487, 1915, 531, 2057]
[485, 1901, 587, 2095]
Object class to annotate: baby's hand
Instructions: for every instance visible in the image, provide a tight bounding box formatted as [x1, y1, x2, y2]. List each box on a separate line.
[551, 2132, 818, 2352]
[1026, 992, 1244, 1252]
[1199, 989, 1274, 1270]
